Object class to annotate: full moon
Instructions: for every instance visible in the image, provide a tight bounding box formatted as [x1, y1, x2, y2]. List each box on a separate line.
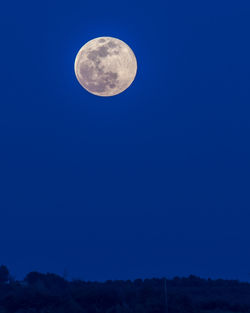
[74, 37, 137, 97]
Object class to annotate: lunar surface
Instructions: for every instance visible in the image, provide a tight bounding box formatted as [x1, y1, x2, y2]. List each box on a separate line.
[74, 37, 137, 96]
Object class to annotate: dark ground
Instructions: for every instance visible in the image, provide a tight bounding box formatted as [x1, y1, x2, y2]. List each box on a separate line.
[0, 265, 250, 313]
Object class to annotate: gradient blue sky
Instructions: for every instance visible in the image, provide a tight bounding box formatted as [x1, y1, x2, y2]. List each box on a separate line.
[1, 0, 250, 281]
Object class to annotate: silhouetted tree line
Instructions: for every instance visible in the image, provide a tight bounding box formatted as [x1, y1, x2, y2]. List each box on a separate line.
[0, 265, 250, 313]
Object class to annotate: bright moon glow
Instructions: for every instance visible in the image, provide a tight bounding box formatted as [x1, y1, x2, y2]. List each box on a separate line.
[74, 37, 137, 97]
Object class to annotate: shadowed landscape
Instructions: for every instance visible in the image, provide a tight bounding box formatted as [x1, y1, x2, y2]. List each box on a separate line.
[1, 265, 250, 313]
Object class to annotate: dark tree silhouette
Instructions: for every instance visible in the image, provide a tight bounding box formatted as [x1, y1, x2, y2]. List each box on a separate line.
[0, 265, 9, 284]
[0, 269, 250, 313]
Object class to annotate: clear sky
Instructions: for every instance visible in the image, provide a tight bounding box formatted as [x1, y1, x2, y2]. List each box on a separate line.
[1, 0, 250, 281]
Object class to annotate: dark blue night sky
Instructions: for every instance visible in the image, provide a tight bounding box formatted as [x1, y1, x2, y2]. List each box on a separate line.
[1, 0, 250, 281]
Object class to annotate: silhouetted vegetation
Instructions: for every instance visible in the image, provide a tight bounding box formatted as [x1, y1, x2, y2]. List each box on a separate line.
[0, 266, 250, 313]
[0, 266, 10, 284]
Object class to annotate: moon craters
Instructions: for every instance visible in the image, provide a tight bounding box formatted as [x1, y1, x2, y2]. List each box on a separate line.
[74, 37, 137, 97]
